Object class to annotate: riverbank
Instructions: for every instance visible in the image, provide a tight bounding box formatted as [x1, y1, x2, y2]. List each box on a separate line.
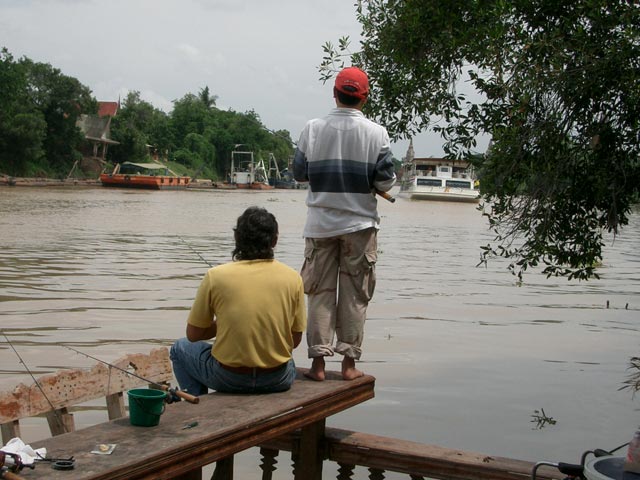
[0, 175, 286, 191]
[0, 174, 221, 189]
[1, 174, 101, 187]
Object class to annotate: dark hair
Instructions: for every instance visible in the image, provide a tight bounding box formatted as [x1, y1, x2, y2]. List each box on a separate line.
[334, 87, 362, 106]
[232, 206, 278, 261]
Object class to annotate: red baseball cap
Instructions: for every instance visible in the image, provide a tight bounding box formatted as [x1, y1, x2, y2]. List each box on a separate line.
[335, 67, 369, 100]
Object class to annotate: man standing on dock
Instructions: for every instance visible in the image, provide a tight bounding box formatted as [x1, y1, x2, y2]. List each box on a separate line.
[293, 66, 396, 381]
[170, 206, 306, 394]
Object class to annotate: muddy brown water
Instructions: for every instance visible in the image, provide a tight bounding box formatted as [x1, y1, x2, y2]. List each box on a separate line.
[1, 186, 638, 478]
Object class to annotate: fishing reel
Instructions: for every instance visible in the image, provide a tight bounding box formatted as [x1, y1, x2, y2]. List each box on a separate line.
[166, 386, 183, 404]
[0, 450, 34, 478]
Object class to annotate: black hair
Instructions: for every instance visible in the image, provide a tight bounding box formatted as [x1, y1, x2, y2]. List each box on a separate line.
[232, 206, 278, 261]
[334, 87, 363, 106]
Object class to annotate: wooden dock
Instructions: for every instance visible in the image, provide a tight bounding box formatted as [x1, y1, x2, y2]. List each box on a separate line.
[1, 349, 560, 480]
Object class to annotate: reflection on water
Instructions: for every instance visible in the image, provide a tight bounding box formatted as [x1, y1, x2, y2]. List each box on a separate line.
[1, 187, 638, 471]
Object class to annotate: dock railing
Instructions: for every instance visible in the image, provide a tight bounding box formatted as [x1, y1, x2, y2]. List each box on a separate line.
[259, 428, 559, 480]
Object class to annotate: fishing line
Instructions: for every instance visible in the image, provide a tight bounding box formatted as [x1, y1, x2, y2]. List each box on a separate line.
[2, 332, 63, 425]
[65, 346, 198, 404]
[177, 235, 213, 268]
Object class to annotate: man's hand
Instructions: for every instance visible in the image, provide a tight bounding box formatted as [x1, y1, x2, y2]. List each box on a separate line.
[187, 322, 217, 341]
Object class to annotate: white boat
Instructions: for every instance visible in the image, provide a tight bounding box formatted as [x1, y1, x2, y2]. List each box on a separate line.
[398, 142, 480, 203]
[223, 150, 274, 190]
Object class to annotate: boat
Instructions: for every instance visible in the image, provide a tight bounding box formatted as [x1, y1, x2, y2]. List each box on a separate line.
[399, 162, 480, 202]
[269, 169, 299, 189]
[267, 153, 304, 189]
[398, 141, 480, 202]
[100, 162, 191, 190]
[223, 150, 274, 190]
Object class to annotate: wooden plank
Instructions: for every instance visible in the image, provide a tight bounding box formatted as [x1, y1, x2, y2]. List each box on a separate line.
[211, 457, 233, 480]
[105, 392, 126, 420]
[173, 469, 202, 480]
[0, 420, 20, 442]
[326, 429, 560, 480]
[22, 370, 375, 480]
[295, 419, 325, 480]
[0, 348, 173, 424]
[46, 408, 75, 436]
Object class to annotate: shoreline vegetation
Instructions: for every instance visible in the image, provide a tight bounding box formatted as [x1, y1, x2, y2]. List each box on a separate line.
[0, 173, 221, 189]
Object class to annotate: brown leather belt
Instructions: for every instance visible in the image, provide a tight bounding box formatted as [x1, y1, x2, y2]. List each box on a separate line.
[219, 362, 286, 375]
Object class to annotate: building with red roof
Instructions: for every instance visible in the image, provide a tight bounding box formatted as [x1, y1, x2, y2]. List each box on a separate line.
[97, 101, 119, 118]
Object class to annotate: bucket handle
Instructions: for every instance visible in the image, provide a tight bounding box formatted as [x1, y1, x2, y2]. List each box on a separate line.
[132, 396, 166, 418]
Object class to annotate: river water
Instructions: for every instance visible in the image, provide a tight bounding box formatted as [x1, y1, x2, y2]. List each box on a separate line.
[1, 186, 638, 478]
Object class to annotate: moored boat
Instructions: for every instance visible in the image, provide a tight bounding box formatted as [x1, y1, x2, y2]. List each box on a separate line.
[400, 163, 480, 202]
[222, 150, 274, 190]
[100, 162, 191, 190]
[398, 141, 480, 203]
[267, 153, 304, 189]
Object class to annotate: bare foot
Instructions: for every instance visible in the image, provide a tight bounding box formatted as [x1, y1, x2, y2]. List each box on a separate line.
[342, 356, 364, 380]
[304, 357, 326, 381]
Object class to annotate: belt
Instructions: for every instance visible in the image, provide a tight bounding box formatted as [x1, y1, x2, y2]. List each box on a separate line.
[219, 362, 286, 375]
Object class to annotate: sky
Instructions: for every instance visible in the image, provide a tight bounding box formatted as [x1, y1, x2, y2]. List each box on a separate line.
[0, 0, 479, 161]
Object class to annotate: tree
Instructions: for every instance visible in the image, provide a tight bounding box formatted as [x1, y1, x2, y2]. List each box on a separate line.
[0, 48, 95, 177]
[0, 48, 47, 175]
[168, 94, 294, 178]
[110, 91, 169, 163]
[23, 58, 96, 175]
[198, 86, 218, 109]
[321, 0, 640, 280]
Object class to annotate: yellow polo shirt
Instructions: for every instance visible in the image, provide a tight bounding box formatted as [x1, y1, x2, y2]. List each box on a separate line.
[187, 259, 306, 368]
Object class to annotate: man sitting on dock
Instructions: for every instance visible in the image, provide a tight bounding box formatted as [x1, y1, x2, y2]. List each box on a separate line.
[170, 206, 306, 395]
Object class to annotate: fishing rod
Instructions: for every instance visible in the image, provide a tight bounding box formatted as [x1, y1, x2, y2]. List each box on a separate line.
[65, 346, 199, 404]
[0, 466, 27, 480]
[376, 189, 396, 203]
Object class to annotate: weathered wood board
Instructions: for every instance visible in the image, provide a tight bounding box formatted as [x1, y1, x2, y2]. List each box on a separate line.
[0, 347, 173, 424]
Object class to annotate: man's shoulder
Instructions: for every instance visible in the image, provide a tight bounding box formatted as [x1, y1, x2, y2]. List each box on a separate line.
[212, 260, 299, 280]
[206, 261, 233, 276]
[305, 116, 328, 128]
[271, 259, 302, 277]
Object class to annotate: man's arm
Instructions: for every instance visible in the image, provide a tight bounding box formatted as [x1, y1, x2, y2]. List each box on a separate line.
[292, 147, 308, 182]
[186, 322, 217, 342]
[373, 148, 396, 192]
[292, 331, 302, 349]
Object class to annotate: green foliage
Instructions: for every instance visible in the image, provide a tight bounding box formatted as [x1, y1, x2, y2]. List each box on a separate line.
[0, 47, 94, 176]
[22, 57, 96, 176]
[320, 0, 640, 281]
[0, 48, 294, 182]
[110, 91, 166, 163]
[0, 49, 45, 175]
[168, 95, 294, 178]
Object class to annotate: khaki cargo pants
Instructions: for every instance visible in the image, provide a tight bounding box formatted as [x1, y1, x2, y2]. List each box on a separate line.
[301, 227, 377, 360]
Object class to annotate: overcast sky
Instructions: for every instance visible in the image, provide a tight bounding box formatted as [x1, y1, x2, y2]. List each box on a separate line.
[1, 0, 478, 160]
